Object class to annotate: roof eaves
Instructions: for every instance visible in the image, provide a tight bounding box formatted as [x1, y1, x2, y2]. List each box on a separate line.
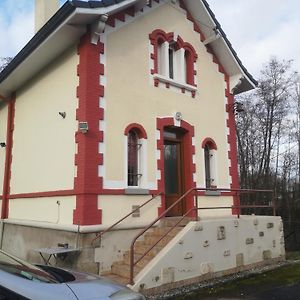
[0, 1, 76, 85]
[201, 0, 258, 87]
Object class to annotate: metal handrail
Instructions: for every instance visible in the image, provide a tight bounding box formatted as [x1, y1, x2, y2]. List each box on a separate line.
[129, 187, 196, 284]
[129, 187, 275, 284]
[91, 192, 162, 246]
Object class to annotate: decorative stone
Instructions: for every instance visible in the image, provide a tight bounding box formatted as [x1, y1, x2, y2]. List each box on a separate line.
[200, 262, 214, 274]
[253, 219, 259, 226]
[131, 205, 140, 217]
[273, 240, 276, 248]
[194, 224, 203, 231]
[203, 240, 210, 247]
[246, 238, 254, 245]
[184, 252, 193, 259]
[280, 236, 285, 245]
[263, 250, 272, 260]
[178, 240, 184, 245]
[161, 267, 175, 284]
[233, 220, 239, 227]
[223, 250, 231, 257]
[236, 253, 244, 267]
[259, 231, 264, 237]
[217, 226, 226, 240]
[267, 222, 274, 229]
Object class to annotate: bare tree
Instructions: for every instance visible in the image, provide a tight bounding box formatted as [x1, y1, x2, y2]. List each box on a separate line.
[0, 57, 13, 72]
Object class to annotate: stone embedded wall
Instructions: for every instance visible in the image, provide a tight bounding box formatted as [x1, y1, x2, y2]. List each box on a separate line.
[132, 215, 285, 292]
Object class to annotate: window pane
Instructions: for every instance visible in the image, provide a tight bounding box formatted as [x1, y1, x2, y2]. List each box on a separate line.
[204, 145, 211, 188]
[164, 144, 179, 194]
[128, 131, 139, 186]
[168, 48, 174, 79]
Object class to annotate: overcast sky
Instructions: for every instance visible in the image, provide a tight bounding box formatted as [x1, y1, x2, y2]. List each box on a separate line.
[0, 0, 299, 77]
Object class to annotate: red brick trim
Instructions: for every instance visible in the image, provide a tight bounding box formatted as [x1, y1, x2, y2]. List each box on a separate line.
[9, 190, 76, 199]
[1, 94, 16, 219]
[156, 117, 196, 217]
[124, 123, 148, 139]
[73, 30, 104, 225]
[179, 1, 240, 212]
[225, 77, 240, 213]
[201, 137, 218, 150]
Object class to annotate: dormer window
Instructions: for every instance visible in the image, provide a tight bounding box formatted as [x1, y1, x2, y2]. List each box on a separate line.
[150, 29, 198, 97]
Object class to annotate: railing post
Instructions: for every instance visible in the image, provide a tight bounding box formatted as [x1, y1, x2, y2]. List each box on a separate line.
[130, 243, 134, 285]
[195, 190, 199, 221]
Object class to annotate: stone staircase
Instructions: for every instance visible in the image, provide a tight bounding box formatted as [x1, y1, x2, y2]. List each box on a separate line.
[102, 217, 191, 285]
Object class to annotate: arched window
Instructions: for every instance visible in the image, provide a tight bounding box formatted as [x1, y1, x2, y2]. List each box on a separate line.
[149, 29, 197, 96]
[202, 138, 218, 188]
[125, 123, 147, 188]
[127, 129, 139, 186]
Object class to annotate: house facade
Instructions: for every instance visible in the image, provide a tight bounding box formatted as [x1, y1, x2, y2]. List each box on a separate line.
[0, 0, 284, 293]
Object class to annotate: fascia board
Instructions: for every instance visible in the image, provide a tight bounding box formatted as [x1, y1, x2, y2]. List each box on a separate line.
[0, 0, 143, 97]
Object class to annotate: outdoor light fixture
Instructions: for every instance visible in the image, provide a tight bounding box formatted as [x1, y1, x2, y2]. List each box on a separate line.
[0, 142, 6, 148]
[78, 121, 89, 134]
[228, 101, 244, 113]
[58, 112, 66, 119]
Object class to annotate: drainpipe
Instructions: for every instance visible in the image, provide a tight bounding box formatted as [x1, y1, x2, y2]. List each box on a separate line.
[1, 94, 15, 219]
[0, 220, 3, 249]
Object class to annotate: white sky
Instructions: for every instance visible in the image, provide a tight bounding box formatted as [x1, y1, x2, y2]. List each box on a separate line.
[0, 0, 299, 77]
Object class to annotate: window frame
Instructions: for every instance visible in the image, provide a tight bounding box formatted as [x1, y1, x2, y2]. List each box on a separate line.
[202, 138, 218, 189]
[150, 29, 198, 97]
[124, 124, 148, 189]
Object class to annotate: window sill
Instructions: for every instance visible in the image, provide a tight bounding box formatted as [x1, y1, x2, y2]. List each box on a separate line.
[205, 190, 221, 196]
[153, 74, 197, 93]
[125, 188, 150, 195]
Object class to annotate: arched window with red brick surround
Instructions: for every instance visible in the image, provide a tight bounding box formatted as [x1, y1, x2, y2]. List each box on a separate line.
[149, 29, 198, 97]
[124, 124, 147, 187]
[202, 138, 218, 188]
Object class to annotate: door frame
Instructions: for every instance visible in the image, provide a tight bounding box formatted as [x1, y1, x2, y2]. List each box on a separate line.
[156, 117, 196, 218]
[164, 129, 185, 216]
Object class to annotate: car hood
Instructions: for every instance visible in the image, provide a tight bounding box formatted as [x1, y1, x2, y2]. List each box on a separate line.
[66, 270, 127, 299]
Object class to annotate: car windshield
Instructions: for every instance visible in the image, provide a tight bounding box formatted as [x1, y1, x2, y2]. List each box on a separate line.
[0, 250, 59, 283]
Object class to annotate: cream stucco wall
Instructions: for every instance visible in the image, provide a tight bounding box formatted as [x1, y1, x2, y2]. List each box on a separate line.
[0, 104, 8, 196]
[102, 2, 230, 191]
[10, 46, 78, 194]
[99, 195, 161, 226]
[9, 196, 75, 225]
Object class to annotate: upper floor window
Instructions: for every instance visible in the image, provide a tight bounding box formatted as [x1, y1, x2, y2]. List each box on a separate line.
[202, 138, 218, 188]
[149, 29, 198, 97]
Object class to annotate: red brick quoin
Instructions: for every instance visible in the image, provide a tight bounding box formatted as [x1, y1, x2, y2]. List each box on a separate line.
[73, 31, 104, 225]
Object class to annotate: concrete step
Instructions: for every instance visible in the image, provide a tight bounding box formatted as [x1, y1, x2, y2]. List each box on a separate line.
[159, 217, 193, 228]
[123, 252, 153, 269]
[102, 273, 129, 285]
[150, 226, 182, 237]
[111, 261, 142, 279]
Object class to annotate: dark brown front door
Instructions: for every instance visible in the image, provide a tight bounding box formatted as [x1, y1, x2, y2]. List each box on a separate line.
[164, 129, 185, 216]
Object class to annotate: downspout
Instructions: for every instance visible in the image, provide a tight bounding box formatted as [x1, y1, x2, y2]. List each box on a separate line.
[1, 94, 15, 220]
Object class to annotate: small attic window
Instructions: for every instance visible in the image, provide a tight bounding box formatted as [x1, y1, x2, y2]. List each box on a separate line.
[149, 29, 198, 97]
